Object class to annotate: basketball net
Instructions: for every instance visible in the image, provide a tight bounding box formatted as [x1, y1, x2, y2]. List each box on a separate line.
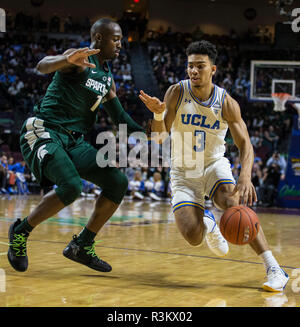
[271, 93, 291, 112]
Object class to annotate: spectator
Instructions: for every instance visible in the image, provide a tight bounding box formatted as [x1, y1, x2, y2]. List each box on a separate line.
[253, 116, 264, 128]
[250, 130, 262, 149]
[223, 73, 233, 91]
[8, 82, 19, 96]
[15, 76, 24, 93]
[49, 13, 60, 33]
[7, 156, 17, 194]
[266, 152, 287, 180]
[258, 163, 281, 207]
[10, 161, 30, 194]
[0, 155, 9, 194]
[251, 162, 263, 204]
[128, 170, 145, 200]
[255, 139, 271, 162]
[145, 172, 164, 201]
[64, 15, 73, 33]
[0, 159, 8, 194]
[263, 125, 279, 152]
[81, 179, 101, 197]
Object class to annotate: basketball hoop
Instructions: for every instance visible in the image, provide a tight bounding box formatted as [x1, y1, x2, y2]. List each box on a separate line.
[271, 93, 291, 112]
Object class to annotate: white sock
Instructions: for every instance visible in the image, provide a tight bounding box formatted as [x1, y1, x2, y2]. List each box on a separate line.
[260, 250, 280, 271]
[203, 215, 216, 234]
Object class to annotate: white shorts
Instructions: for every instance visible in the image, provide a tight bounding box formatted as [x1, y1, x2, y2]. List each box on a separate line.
[170, 157, 236, 212]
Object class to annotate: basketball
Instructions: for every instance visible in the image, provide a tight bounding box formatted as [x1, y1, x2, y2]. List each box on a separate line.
[220, 206, 260, 245]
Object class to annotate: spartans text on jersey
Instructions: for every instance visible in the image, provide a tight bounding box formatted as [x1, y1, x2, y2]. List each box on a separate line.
[85, 78, 108, 93]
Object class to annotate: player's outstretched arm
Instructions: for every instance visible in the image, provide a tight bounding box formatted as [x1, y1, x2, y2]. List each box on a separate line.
[223, 94, 257, 206]
[139, 84, 179, 142]
[36, 47, 100, 74]
[102, 80, 145, 135]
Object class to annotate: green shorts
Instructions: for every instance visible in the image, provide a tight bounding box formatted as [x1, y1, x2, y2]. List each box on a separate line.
[20, 117, 128, 205]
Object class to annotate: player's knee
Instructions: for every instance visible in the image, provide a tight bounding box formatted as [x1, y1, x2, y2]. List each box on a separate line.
[55, 178, 82, 206]
[110, 170, 128, 196]
[64, 181, 82, 204]
[101, 170, 128, 204]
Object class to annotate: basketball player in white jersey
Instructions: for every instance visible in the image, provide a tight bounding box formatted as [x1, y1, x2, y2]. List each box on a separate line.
[139, 40, 289, 292]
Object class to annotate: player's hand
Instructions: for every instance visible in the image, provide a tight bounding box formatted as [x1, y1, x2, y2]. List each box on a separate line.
[230, 176, 257, 206]
[66, 48, 100, 68]
[139, 90, 166, 114]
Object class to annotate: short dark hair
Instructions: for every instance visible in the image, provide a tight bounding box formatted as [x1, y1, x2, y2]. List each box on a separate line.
[186, 40, 218, 64]
[90, 17, 118, 39]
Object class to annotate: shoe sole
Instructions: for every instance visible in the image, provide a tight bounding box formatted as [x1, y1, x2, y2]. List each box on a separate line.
[63, 250, 112, 273]
[262, 277, 289, 292]
[262, 284, 284, 292]
[7, 251, 28, 272]
[218, 249, 229, 258]
[210, 248, 229, 258]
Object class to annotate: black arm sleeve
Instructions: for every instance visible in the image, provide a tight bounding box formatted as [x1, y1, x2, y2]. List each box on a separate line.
[102, 97, 145, 134]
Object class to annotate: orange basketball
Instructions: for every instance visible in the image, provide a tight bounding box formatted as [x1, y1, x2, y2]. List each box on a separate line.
[220, 206, 260, 245]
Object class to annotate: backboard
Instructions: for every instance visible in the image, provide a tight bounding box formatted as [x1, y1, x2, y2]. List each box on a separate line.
[250, 60, 300, 102]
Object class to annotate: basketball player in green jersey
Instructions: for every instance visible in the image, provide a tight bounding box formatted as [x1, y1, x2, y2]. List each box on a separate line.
[8, 18, 145, 273]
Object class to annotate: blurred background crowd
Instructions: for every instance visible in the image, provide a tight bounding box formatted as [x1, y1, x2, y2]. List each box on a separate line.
[0, 7, 298, 207]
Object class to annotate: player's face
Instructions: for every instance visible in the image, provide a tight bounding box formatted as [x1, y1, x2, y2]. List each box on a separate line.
[187, 54, 216, 87]
[100, 24, 123, 60]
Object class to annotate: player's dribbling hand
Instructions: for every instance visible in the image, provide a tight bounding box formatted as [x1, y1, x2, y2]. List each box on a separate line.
[66, 48, 100, 68]
[230, 176, 257, 206]
[139, 90, 166, 114]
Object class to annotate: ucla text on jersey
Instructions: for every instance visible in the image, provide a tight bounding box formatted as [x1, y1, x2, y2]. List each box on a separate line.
[171, 79, 228, 169]
[181, 114, 220, 130]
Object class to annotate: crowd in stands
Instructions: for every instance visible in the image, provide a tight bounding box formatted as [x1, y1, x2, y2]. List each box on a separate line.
[6, 11, 92, 35]
[0, 154, 30, 195]
[0, 17, 298, 207]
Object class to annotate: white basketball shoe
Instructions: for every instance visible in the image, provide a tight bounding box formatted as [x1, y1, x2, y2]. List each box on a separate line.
[263, 266, 289, 292]
[204, 210, 229, 257]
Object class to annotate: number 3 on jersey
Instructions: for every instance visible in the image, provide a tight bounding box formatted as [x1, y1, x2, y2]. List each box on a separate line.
[194, 130, 206, 152]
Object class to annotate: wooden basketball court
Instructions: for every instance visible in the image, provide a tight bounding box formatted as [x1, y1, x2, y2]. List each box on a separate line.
[0, 195, 299, 307]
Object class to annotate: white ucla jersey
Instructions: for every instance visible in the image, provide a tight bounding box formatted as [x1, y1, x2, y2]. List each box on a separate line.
[170, 79, 228, 170]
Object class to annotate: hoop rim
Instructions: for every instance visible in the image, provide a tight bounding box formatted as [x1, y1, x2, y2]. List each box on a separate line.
[271, 92, 292, 100]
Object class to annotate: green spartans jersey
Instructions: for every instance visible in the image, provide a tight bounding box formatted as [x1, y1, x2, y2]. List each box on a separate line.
[34, 54, 113, 134]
